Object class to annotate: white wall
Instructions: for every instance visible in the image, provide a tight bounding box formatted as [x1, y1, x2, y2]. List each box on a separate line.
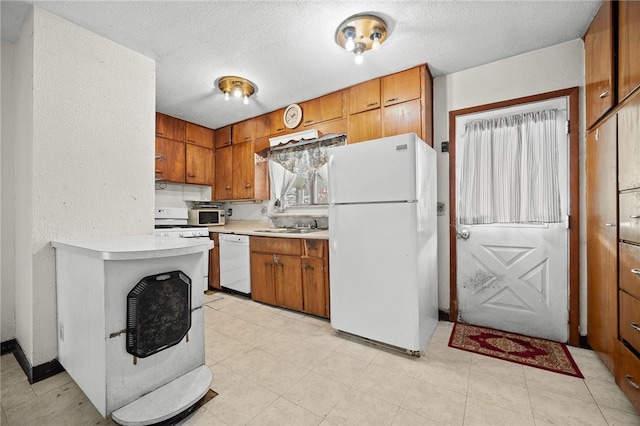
[9, 7, 156, 366]
[1, 41, 17, 342]
[433, 39, 587, 333]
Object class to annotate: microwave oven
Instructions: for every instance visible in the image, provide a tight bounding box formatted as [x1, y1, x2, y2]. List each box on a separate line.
[188, 209, 226, 226]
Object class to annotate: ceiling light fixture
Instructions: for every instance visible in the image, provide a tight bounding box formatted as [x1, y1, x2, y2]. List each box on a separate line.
[217, 76, 256, 105]
[335, 13, 388, 64]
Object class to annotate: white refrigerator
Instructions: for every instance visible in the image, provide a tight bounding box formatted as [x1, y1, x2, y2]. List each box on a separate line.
[327, 133, 438, 354]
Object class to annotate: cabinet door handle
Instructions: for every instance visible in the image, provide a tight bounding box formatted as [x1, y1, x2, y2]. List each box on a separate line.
[273, 254, 279, 264]
[631, 215, 640, 219]
[366, 102, 379, 107]
[187, 174, 195, 178]
[244, 136, 251, 141]
[276, 127, 284, 132]
[385, 97, 399, 103]
[304, 120, 314, 125]
[156, 131, 164, 136]
[631, 322, 640, 332]
[187, 139, 196, 143]
[599, 90, 610, 99]
[225, 186, 231, 190]
[245, 183, 252, 189]
[626, 375, 640, 389]
[631, 269, 640, 275]
[605, 223, 616, 227]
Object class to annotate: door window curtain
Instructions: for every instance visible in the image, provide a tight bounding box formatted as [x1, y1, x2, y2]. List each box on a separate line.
[458, 109, 561, 225]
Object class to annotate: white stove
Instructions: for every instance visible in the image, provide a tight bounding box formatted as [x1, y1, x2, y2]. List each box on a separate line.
[154, 207, 211, 291]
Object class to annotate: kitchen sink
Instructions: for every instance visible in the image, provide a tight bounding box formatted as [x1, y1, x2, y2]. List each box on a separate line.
[255, 228, 322, 234]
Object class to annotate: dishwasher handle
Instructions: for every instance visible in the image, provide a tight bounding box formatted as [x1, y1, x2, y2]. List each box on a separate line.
[219, 234, 250, 245]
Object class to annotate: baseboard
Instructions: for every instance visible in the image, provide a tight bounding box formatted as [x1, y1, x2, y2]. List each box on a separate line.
[9, 340, 65, 384]
[1, 339, 17, 355]
[438, 309, 451, 322]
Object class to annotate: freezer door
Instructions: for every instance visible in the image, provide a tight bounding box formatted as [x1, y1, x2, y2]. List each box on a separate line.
[328, 133, 419, 204]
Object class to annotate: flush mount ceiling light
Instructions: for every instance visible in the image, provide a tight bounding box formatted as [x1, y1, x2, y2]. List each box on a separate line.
[217, 76, 256, 105]
[335, 13, 388, 65]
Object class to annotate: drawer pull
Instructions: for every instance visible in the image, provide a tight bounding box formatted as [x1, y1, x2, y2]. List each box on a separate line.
[605, 223, 616, 227]
[599, 90, 610, 99]
[631, 215, 640, 219]
[626, 375, 640, 389]
[631, 269, 640, 275]
[631, 322, 640, 332]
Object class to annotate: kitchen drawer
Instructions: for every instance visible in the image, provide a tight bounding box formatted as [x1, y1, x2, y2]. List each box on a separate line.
[615, 340, 640, 412]
[250, 236, 302, 255]
[620, 290, 640, 353]
[303, 239, 327, 258]
[619, 191, 640, 243]
[620, 243, 640, 300]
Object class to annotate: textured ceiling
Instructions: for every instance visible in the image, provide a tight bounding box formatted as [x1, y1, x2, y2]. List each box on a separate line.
[1, 1, 601, 130]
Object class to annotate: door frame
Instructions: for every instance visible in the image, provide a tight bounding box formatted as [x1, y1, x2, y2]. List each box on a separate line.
[448, 87, 580, 346]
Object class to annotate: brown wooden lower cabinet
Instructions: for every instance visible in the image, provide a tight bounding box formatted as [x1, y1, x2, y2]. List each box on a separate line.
[615, 340, 640, 410]
[209, 233, 220, 290]
[250, 236, 329, 318]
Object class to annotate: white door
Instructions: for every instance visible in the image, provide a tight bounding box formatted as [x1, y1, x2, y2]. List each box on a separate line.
[455, 98, 569, 342]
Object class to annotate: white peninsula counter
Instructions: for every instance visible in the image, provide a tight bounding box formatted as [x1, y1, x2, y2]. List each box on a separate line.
[51, 235, 213, 424]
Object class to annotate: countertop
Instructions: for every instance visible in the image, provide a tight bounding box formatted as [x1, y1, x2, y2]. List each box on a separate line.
[207, 220, 329, 240]
[51, 235, 214, 260]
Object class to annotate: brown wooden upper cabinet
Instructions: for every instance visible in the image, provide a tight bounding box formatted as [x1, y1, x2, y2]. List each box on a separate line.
[268, 109, 287, 135]
[618, 0, 640, 102]
[155, 112, 185, 141]
[618, 94, 640, 191]
[382, 99, 422, 138]
[185, 122, 214, 149]
[214, 145, 233, 200]
[301, 91, 345, 126]
[348, 109, 381, 144]
[381, 67, 422, 107]
[232, 119, 254, 144]
[349, 79, 381, 114]
[585, 1, 615, 129]
[215, 125, 232, 148]
[185, 144, 213, 186]
[155, 137, 185, 183]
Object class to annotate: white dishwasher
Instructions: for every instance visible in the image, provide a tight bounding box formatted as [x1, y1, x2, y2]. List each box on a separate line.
[219, 234, 251, 295]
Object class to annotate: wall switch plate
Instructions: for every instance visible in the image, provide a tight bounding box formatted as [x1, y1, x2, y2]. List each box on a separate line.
[437, 202, 445, 216]
[441, 141, 449, 153]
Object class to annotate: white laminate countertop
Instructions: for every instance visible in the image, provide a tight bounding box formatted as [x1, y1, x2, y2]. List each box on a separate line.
[51, 235, 214, 260]
[207, 221, 329, 240]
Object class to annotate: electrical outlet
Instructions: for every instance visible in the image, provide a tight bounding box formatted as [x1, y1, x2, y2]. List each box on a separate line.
[227, 208, 233, 217]
[59, 321, 64, 342]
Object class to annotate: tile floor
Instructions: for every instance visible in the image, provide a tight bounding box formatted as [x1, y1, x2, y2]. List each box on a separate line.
[2, 291, 639, 425]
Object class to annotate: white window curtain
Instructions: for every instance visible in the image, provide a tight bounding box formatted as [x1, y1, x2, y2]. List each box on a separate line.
[269, 161, 298, 212]
[458, 109, 561, 225]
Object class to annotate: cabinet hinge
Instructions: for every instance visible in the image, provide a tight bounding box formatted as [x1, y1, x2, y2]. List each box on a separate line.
[564, 215, 570, 229]
[565, 120, 570, 135]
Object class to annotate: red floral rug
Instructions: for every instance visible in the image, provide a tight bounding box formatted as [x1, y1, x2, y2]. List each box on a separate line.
[448, 323, 583, 378]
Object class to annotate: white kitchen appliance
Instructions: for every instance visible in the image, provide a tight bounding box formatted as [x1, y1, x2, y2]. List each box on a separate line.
[188, 208, 225, 226]
[219, 234, 251, 295]
[154, 207, 211, 291]
[327, 133, 438, 354]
